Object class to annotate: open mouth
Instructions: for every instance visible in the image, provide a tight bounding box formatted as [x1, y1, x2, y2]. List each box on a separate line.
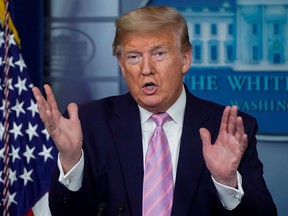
[145, 82, 156, 89]
[143, 82, 158, 94]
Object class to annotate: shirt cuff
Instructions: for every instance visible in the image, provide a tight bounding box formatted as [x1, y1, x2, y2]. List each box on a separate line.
[58, 149, 84, 191]
[212, 171, 244, 210]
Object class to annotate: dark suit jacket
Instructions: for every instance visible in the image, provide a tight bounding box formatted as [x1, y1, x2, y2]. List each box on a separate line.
[49, 86, 277, 216]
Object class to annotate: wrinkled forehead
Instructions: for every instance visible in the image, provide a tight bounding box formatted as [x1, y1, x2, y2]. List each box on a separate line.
[120, 30, 180, 50]
[121, 36, 167, 54]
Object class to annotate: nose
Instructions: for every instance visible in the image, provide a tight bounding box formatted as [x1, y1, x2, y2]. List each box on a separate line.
[140, 54, 154, 75]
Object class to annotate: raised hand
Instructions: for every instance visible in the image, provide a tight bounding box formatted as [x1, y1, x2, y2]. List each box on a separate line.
[32, 84, 83, 173]
[199, 106, 248, 188]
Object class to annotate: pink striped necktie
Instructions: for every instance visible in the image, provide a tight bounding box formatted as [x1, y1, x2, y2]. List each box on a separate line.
[143, 112, 174, 216]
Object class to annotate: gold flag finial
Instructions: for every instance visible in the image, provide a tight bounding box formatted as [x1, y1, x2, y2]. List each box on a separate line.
[0, 0, 21, 46]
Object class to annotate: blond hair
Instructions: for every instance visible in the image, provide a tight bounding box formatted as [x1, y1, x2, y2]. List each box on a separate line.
[112, 6, 192, 57]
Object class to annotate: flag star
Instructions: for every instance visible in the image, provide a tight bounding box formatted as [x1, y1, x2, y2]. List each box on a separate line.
[0, 57, 3, 66]
[5, 78, 14, 90]
[0, 122, 4, 140]
[27, 99, 39, 117]
[25, 122, 39, 141]
[9, 34, 17, 46]
[11, 99, 25, 117]
[9, 122, 23, 140]
[41, 128, 50, 141]
[39, 145, 54, 162]
[9, 168, 17, 186]
[14, 54, 27, 72]
[8, 56, 15, 68]
[0, 171, 3, 183]
[0, 99, 11, 118]
[3, 192, 17, 208]
[0, 99, 4, 113]
[20, 167, 33, 186]
[23, 145, 36, 163]
[0, 146, 4, 159]
[0, 31, 4, 47]
[14, 76, 28, 95]
[10, 146, 21, 163]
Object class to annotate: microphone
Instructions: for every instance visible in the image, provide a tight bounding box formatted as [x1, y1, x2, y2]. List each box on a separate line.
[96, 202, 107, 216]
[117, 204, 125, 216]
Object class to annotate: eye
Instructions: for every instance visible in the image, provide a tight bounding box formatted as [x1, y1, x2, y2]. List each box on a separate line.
[127, 53, 141, 64]
[154, 50, 167, 61]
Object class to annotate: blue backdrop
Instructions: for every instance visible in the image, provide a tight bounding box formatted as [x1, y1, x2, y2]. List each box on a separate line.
[10, 0, 43, 88]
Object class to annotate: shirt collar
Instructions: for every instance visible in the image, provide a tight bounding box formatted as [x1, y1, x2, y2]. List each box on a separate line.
[139, 85, 186, 126]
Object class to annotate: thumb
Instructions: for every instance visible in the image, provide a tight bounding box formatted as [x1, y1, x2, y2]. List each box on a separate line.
[67, 103, 79, 121]
[199, 128, 211, 148]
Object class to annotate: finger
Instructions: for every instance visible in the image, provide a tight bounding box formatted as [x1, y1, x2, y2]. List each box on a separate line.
[227, 105, 238, 134]
[32, 86, 49, 123]
[32, 86, 46, 109]
[239, 133, 248, 153]
[67, 103, 79, 121]
[219, 106, 231, 133]
[44, 84, 60, 114]
[199, 128, 212, 148]
[234, 116, 245, 140]
[41, 85, 61, 133]
[32, 86, 42, 100]
[33, 85, 52, 115]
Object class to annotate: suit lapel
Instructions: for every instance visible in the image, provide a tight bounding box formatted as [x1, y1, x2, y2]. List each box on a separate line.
[109, 94, 143, 215]
[172, 90, 212, 215]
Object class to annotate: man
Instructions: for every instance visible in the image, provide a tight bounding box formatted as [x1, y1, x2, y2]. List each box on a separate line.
[33, 6, 277, 216]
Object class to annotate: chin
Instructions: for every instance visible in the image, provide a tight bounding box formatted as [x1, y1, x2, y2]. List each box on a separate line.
[142, 102, 166, 113]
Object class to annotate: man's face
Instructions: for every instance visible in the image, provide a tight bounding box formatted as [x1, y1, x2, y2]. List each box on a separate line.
[118, 31, 192, 113]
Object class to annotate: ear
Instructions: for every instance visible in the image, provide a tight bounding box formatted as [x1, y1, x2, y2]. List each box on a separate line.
[181, 48, 192, 74]
[118, 58, 126, 79]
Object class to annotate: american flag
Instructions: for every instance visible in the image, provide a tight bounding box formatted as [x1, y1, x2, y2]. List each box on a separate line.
[0, 1, 58, 215]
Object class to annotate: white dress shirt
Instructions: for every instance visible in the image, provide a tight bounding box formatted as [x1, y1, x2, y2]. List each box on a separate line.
[58, 85, 244, 210]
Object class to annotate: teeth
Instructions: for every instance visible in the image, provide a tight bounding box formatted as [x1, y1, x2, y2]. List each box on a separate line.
[146, 85, 154, 89]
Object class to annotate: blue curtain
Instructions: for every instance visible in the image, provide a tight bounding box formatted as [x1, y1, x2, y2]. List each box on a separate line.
[9, 0, 44, 88]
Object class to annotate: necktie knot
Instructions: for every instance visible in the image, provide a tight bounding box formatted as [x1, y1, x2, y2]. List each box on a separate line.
[151, 112, 170, 127]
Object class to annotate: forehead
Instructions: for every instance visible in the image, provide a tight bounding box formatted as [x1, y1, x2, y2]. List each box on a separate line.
[121, 31, 178, 52]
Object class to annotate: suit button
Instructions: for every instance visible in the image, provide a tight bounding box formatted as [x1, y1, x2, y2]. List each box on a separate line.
[64, 195, 68, 204]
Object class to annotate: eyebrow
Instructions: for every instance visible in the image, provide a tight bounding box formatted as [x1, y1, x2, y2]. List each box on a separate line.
[150, 44, 165, 52]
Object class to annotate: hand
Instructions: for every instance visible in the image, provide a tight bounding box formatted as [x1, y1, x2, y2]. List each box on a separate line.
[32, 84, 83, 173]
[199, 106, 248, 188]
